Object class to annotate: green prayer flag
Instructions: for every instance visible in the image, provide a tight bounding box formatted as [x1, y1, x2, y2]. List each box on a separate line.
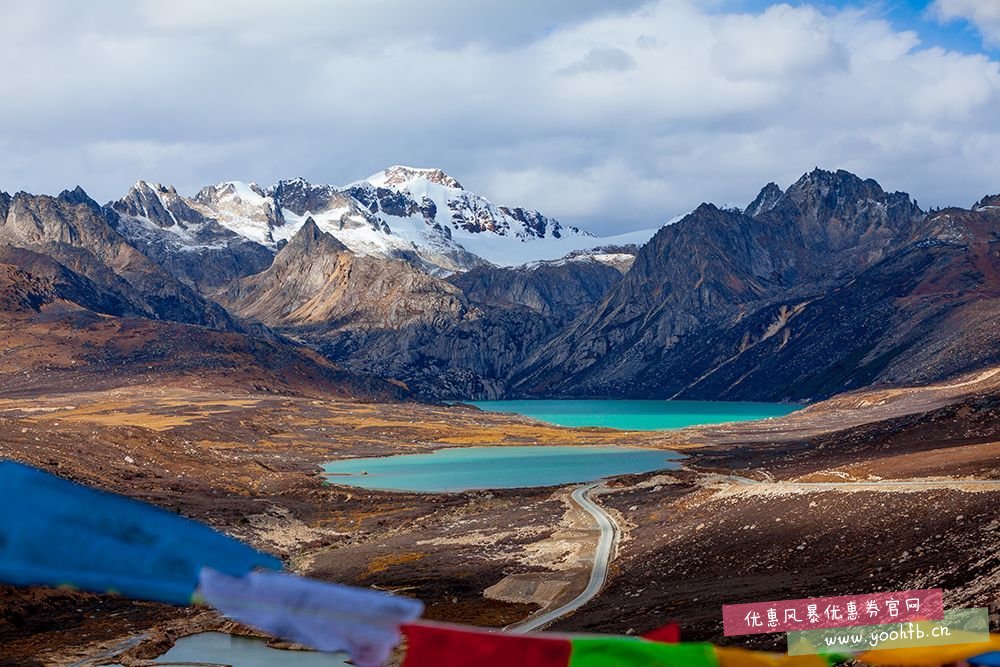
[569, 637, 719, 667]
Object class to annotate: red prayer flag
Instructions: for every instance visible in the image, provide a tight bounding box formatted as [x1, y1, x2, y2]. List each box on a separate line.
[402, 622, 572, 667]
[642, 624, 681, 644]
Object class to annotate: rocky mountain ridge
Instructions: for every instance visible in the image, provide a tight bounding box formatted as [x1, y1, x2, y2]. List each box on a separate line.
[218, 219, 471, 331]
[2, 167, 998, 403]
[109, 166, 619, 279]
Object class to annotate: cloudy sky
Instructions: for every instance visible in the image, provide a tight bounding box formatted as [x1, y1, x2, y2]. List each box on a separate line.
[2, 0, 999, 234]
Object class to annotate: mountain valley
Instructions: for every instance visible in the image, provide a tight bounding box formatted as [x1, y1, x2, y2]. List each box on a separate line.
[2, 165, 1000, 664]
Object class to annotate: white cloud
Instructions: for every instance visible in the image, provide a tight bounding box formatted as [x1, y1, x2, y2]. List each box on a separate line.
[0, 1, 999, 234]
[558, 47, 638, 75]
[932, 0, 1000, 47]
[710, 4, 849, 81]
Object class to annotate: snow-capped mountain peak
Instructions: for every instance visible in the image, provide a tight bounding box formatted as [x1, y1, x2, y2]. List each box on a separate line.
[354, 165, 591, 247]
[366, 165, 464, 190]
[217, 180, 268, 203]
[191, 181, 284, 246]
[114, 180, 198, 231]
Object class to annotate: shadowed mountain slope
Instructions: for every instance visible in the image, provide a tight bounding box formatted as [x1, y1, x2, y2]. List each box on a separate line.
[511, 170, 1000, 401]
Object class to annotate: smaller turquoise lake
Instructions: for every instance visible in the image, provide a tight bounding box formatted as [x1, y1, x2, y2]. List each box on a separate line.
[148, 632, 347, 666]
[323, 446, 683, 492]
[469, 399, 798, 430]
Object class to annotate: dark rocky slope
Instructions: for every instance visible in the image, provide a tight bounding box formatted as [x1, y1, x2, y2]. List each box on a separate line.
[511, 170, 1000, 401]
[310, 254, 630, 399]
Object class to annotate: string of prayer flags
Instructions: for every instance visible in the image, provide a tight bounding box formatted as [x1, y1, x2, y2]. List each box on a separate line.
[0, 461, 280, 604]
[401, 622, 719, 667]
[199, 567, 424, 667]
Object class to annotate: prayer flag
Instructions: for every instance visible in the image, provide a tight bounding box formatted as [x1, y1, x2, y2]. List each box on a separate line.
[642, 623, 681, 643]
[715, 647, 839, 666]
[402, 622, 572, 667]
[401, 622, 719, 667]
[570, 636, 718, 666]
[0, 460, 280, 604]
[201, 567, 423, 667]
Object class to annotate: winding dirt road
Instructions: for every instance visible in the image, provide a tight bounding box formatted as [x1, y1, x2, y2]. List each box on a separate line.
[509, 482, 617, 633]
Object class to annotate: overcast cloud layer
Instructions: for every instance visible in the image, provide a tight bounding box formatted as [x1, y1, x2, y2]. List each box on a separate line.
[2, 0, 999, 234]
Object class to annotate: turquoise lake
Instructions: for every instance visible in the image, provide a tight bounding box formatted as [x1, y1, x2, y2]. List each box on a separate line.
[147, 632, 347, 666]
[323, 445, 684, 492]
[469, 399, 798, 430]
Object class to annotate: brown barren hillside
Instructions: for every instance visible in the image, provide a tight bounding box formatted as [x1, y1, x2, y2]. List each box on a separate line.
[0, 348, 998, 662]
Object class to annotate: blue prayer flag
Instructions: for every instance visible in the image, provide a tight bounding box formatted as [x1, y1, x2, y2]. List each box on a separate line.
[0, 460, 281, 604]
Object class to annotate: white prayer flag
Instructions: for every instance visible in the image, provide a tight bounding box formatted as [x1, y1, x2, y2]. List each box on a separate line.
[199, 567, 423, 667]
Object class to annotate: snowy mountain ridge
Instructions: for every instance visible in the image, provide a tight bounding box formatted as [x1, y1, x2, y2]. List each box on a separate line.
[109, 167, 648, 272]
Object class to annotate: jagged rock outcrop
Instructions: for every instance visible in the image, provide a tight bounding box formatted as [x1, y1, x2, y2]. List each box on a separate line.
[972, 194, 1000, 211]
[0, 187, 235, 329]
[110, 181, 274, 291]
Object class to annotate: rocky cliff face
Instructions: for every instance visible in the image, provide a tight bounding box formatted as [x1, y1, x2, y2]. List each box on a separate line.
[310, 254, 632, 398]
[450, 255, 628, 325]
